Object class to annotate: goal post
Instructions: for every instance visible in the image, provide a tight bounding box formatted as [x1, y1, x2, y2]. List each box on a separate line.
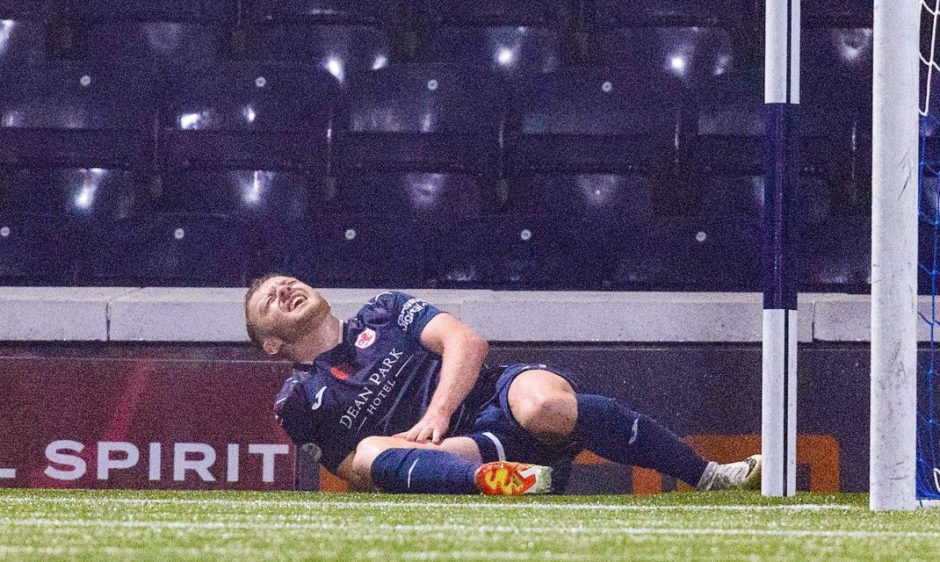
[870, 0, 920, 511]
[762, 0, 800, 498]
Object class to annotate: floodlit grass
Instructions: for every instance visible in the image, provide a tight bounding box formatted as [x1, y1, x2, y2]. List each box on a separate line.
[1, 489, 939, 561]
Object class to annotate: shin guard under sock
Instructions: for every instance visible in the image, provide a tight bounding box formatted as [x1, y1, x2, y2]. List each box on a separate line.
[573, 394, 708, 486]
[370, 448, 480, 494]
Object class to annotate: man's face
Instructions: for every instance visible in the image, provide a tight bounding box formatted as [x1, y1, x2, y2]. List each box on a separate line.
[247, 276, 331, 354]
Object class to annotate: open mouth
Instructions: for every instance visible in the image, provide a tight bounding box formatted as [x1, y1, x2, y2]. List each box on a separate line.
[287, 294, 305, 312]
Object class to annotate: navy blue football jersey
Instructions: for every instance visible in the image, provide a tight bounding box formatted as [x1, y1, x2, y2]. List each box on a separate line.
[273, 291, 453, 472]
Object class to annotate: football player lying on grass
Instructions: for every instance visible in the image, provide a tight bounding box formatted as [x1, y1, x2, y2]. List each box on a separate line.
[245, 275, 761, 495]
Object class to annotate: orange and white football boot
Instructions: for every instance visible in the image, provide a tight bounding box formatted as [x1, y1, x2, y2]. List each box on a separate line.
[474, 461, 553, 495]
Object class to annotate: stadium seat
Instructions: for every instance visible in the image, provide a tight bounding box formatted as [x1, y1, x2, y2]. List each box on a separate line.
[338, 63, 506, 200]
[498, 66, 693, 289]
[427, 27, 561, 84]
[286, 214, 427, 287]
[94, 62, 341, 287]
[0, 62, 158, 284]
[595, 26, 736, 86]
[0, 3, 47, 68]
[328, 63, 507, 286]
[238, 1, 400, 81]
[89, 171, 311, 287]
[162, 62, 338, 174]
[239, 23, 390, 82]
[800, 26, 872, 291]
[54, 0, 234, 79]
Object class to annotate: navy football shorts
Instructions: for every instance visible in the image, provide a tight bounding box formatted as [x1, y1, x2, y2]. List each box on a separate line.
[460, 363, 582, 491]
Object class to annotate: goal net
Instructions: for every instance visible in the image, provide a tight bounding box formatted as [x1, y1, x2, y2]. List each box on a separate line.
[918, 0, 940, 502]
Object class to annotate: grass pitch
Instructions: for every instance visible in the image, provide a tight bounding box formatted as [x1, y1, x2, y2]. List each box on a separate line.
[1, 489, 939, 561]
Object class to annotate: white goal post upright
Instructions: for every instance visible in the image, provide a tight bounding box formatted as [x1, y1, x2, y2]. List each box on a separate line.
[870, 0, 920, 512]
[762, 0, 800, 498]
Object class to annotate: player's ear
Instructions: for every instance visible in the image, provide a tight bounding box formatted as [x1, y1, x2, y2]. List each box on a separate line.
[262, 337, 283, 357]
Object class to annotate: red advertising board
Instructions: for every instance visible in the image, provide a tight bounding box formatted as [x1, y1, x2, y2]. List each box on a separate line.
[0, 354, 296, 490]
[0, 345, 848, 494]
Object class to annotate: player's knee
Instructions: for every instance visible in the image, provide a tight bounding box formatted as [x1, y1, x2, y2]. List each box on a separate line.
[352, 436, 389, 478]
[516, 392, 578, 437]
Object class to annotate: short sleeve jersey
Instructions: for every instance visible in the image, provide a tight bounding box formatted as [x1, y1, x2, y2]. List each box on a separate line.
[272, 291, 444, 472]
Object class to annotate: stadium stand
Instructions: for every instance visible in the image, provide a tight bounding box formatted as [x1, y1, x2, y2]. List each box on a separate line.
[314, 62, 507, 287]
[81, 62, 339, 287]
[799, 25, 873, 291]
[507, 66, 683, 289]
[0, 62, 159, 285]
[0, 0, 880, 293]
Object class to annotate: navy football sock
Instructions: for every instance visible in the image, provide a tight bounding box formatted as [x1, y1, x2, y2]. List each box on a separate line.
[370, 448, 480, 494]
[573, 394, 708, 486]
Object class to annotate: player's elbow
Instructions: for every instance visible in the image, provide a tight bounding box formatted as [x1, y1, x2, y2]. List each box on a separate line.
[466, 332, 488, 358]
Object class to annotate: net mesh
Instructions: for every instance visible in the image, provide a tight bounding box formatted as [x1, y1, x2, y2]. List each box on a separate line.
[918, 0, 940, 501]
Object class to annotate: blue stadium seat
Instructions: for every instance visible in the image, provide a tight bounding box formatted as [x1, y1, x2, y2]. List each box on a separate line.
[0, 62, 158, 171]
[490, 67, 691, 288]
[56, 0, 233, 78]
[692, 70, 763, 177]
[93, 62, 341, 286]
[799, 27, 872, 291]
[0, 62, 158, 284]
[327, 63, 508, 286]
[240, 23, 390, 82]
[339, 63, 506, 199]
[803, 27, 872, 189]
[89, 172, 311, 286]
[0, 21, 46, 67]
[595, 26, 736, 86]
[163, 62, 339, 174]
[0, 168, 143, 285]
[428, 27, 561, 83]
[286, 214, 427, 287]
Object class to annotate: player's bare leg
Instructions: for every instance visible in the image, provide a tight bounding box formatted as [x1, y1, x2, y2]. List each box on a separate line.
[507, 369, 579, 440]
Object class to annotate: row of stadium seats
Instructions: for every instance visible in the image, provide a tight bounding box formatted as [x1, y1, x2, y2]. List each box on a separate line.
[0, 57, 872, 290]
[0, 0, 880, 291]
[0, 1, 874, 27]
[0, 0, 871, 84]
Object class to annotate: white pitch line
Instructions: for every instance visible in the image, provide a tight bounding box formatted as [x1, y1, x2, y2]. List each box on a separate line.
[3, 518, 938, 540]
[0, 496, 852, 512]
[0, 545, 602, 561]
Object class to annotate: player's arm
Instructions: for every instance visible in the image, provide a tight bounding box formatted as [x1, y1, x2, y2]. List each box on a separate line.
[397, 313, 488, 444]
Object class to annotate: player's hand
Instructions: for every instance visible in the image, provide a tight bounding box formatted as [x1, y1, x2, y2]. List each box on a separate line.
[395, 409, 451, 444]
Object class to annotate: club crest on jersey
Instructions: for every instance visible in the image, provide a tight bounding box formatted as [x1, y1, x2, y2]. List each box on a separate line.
[355, 328, 377, 349]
